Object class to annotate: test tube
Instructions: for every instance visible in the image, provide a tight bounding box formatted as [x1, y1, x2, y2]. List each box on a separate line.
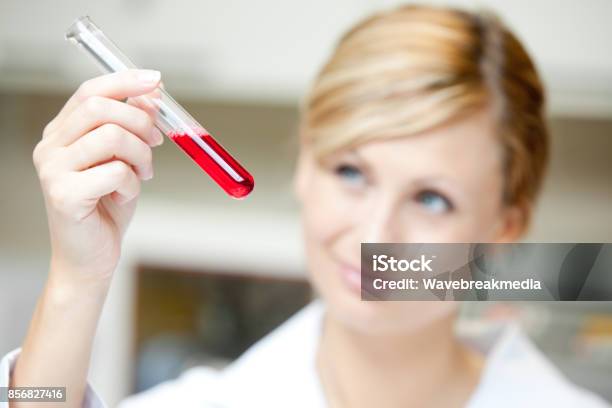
[65, 16, 254, 199]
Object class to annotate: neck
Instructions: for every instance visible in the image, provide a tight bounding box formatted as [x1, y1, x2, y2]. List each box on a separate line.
[317, 310, 481, 408]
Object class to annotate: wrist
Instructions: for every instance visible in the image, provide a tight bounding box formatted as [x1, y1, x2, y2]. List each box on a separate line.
[49, 253, 116, 282]
[45, 275, 110, 308]
[46, 258, 113, 306]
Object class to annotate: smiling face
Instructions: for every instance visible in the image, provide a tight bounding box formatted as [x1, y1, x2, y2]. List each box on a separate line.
[294, 5, 548, 334]
[294, 107, 525, 333]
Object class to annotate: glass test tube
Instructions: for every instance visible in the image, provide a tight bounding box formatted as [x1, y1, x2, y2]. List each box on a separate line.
[65, 16, 254, 199]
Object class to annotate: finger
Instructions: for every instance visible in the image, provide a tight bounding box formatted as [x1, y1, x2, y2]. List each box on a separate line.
[50, 96, 163, 147]
[76, 160, 141, 205]
[61, 123, 153, 180]
[127, 94, 160, 117]
[127, 81, 164, 112]
[126, 90, 166, 143]
[47, 70, 161, 135]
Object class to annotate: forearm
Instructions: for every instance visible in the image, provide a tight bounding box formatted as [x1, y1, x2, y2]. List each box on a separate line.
[10, 267, 111, 408]
[9, 69, 161, 408]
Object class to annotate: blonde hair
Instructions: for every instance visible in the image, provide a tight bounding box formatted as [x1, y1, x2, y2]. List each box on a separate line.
[301, 5, 549, 219]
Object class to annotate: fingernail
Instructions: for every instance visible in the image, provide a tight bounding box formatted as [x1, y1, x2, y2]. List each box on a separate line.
[137, 70, 161, 86]
[143, 167, 154, 180]
[152, 128, 164, 146]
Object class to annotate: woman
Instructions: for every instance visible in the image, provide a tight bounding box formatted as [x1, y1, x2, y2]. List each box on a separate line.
[1, 5, 609, 408]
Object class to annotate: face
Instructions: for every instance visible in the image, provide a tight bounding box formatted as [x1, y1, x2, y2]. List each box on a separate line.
[294, 108, 526, 334]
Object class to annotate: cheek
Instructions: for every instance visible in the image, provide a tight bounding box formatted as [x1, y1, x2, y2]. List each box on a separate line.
[408, 218, 495, 242]
[461, 196, 507, 240]
[400, 198, 506, 242]
[299, 173, 338, 284]
[301, 169, 353, 244]
[392, 212, 485, 242]
[299, 170, 359, 296]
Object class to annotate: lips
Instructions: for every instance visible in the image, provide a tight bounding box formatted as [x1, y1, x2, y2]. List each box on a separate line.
[335, 257, 368, 296]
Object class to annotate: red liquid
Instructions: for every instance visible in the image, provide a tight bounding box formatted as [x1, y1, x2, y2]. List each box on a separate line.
[169, 131, 254, 198]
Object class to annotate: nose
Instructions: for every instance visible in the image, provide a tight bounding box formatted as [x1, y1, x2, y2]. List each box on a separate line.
[362, 196, 403, 243]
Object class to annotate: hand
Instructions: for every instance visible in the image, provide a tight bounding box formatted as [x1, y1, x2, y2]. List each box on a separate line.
[32, 69, 164, 285]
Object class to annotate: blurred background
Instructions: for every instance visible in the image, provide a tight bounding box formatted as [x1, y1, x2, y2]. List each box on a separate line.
[0, 0, 611, 405]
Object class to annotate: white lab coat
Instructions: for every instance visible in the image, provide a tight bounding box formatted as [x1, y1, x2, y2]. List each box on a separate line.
[1, 300, 610, 407]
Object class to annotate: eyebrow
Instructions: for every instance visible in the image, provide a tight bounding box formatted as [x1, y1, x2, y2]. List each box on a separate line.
[346, 149, 364, 162]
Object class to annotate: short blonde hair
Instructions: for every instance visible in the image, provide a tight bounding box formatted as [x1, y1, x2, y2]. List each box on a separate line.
[302, 5, 549, 219]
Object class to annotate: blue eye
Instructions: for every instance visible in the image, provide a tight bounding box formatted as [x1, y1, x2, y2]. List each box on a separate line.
[335, 164, 365, 187]
[416, 190, 453, 213]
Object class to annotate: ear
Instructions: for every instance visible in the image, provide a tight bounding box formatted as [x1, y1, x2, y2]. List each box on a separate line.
[495, 205, 528, 243]
[292, 145, 315, 204]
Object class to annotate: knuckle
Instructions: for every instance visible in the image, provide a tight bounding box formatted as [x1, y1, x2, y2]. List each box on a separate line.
[82, 96, 106, 114]
[32, 141, 45, 168]
[136, 110, 153, 132]
[77, 78, 95, 96]
[37, 164, 54, 184]
[42, 121, 55, 137]
[112, 161, 131, 179]
[47, 182, 68, 207]
[101, 123, 125, 147]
